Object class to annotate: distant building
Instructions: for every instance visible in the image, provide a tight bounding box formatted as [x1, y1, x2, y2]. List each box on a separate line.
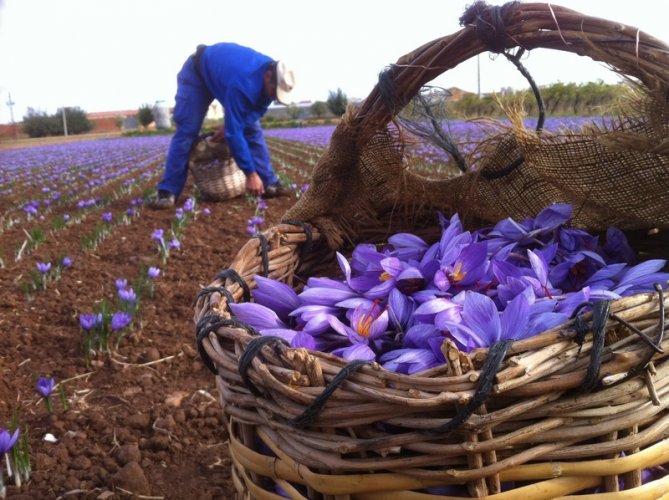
[87, 110, 140, 132]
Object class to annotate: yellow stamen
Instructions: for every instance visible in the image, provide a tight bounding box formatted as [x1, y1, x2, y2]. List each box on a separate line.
[449, 262, 467, 283]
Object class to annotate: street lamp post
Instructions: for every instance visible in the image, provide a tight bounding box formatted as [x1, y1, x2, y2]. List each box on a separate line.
[61, 106, 68, 136]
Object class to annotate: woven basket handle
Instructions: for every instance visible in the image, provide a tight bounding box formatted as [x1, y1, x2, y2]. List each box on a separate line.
[353, 1, 669, 139]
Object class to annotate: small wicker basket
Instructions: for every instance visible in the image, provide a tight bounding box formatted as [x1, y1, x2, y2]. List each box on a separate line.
[194, 2, 669, 498]
[189, 136, 245, 201]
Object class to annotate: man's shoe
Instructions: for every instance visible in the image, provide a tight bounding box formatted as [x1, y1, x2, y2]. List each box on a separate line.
[264, 183, 291, 199]
[147, 190, 176, 209]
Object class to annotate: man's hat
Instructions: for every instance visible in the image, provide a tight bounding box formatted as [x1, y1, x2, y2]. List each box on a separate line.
[275, 61, 296, 105]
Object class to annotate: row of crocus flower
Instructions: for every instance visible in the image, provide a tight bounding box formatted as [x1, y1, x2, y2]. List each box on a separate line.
[0, 136, 170, 226]
[230, 203, 669, 374]
[77, 196, 204, 362]
[264, 117, 613, 169]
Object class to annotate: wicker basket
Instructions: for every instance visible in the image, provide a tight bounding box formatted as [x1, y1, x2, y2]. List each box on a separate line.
[189, 135, 245, 201]
[194, 2, 669, 498]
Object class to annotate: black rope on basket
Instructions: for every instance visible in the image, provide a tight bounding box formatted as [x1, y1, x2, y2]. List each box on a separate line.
[196, 286, 235, 306]
[214, 268, 251, 303]
[503, 48, 546, 132]
[291, 359, 369, 429]
[281, 220, 314, 263]
[377, 65, 403, 118]
[238, 336, 289, 396]
[479, 156, 524, 180]
[636, 283, 667, 369]
[196, 317, 260, 375]
[252, 233, 270, 277]
[425, 339, 514, 435]
[582, 300, 612, 392]
[459, 1, 519, 53]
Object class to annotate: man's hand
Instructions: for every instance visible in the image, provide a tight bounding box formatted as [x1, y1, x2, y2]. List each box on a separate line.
[211, 125, 226, 143]
[245, 172, 265, 197]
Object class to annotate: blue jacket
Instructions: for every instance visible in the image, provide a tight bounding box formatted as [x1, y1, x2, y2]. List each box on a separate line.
[200, 43, 273, 175]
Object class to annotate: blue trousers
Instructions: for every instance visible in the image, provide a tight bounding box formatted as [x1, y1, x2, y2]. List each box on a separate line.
[157, 57, 279, 198]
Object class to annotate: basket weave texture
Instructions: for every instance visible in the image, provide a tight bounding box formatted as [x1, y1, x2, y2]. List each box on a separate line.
[189, 136, 245, 201]
[194, 2, 669, 498]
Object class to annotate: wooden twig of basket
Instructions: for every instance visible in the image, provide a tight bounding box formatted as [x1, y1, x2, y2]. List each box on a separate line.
[194, 2, 669, 498]
[189, 136, 245, 201]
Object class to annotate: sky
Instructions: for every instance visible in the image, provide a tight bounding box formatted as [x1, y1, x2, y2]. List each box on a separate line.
[0, 0, 666, 124]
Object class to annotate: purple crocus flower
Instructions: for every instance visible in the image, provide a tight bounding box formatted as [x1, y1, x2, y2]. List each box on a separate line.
[252, 276, 300, 323]
[36, 261, 51, 273]
[183, 198, 195, 212]
[147, 266, 160, 279]
[328, 300, 389, 361]
[111, 311, 132, 331]
[63, 214, 70, 222]
[257, 200, 268, 210]
[0, 428, 19, 455]
[102, 212, 113, 223]
[62, 256, 73, 267]
[36, 376, 55, 398]
[151, 228, 164, 241]
[118, 287, 137, 304]
[169, 238, 181, 250]
[79, 313, 98, 331]
[115, 278, 128, 290]
[202, 207, 211, 215]
[611, 259, 669, 296]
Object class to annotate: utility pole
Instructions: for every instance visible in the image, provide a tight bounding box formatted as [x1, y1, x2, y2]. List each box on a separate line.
[5, 92, 17, 137]
[61, 106, 68, 136]
[477, 54, 481, 98]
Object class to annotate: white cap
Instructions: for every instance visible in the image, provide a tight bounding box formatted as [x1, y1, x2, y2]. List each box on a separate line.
[275, 61, 296, 105]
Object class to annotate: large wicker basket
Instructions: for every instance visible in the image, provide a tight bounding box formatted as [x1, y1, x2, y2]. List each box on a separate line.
[194, 2, 669, 498]
[189, 135, 245, 201]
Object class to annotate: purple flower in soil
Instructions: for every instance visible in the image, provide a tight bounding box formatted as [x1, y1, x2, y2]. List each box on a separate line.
[0, 427, 19, 455]
[115, 278, 128, 291]
[147, 266, 160, 279]
[36, 261, 51, 273]
[175, 208, 184, 220]
[183, 198, 195, 212]
[127, 208, 135, 217]
[79, 313, 98, 331]
[169, 238, 181, 250]
[328, 300, 390, 361]
[62, 256, 73, 267]
[248, 216, 264, 226]
[301, 183, 309, 193]
[118, 287, 137, 304]
[246, 224, 257, 235]
[102, 212, 112, 223]
[257, 199, 268, 210]
[36, 376, 55, 398]
[63, 214, 70, 222]
[151, 228, 164, 241]
[202, 207, 211, 215]
[111, 311, 132, 331]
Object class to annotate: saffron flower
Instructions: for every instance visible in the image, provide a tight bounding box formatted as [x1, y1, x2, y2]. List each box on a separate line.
[147, 266, 160, 279]
[36, 262, 51, 273]
[111, 311, 132, 331]
[36, 376, 56, 413]
[169, 238, 181, 250]
[118, 287, 137, 305]
[62, 256, 73, 267]
[202, 207, 211, 215]
[102, 212, 112, 223]
[79, 313, 100, 331]
[115, 278, 128, 291]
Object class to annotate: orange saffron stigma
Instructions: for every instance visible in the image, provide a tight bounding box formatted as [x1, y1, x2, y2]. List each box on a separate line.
[380, 271, 392, 281]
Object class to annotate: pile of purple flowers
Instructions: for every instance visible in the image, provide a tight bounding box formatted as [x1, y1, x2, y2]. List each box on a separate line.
[230, 203, 669, 374]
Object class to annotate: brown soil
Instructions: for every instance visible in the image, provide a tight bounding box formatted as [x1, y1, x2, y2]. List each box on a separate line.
[0, 137, 316, 499]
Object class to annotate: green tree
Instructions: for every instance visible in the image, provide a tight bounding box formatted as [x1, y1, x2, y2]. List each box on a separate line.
[310, 101, 328, 118]
[53, 107, 92, 135]
[326, 88, 347, 117]
[22, 108, 55, 138]
[286, 104, 301, 120]
[137, 104, 154, 128]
